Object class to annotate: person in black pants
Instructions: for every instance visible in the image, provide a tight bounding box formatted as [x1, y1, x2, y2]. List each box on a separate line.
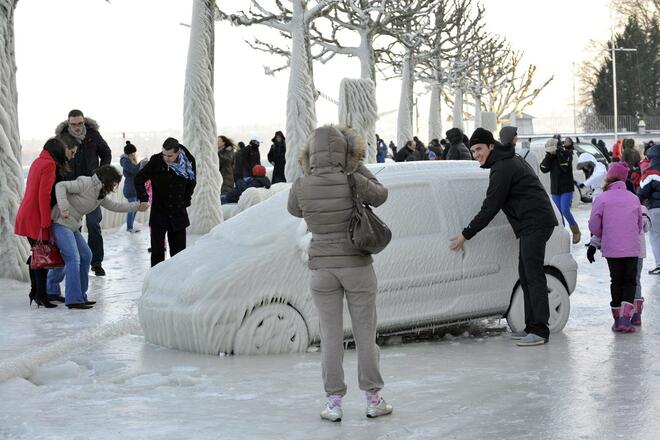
[134, 137, 197, 267]
[450, 127, 559, 346]
[55, 109, 112, 276]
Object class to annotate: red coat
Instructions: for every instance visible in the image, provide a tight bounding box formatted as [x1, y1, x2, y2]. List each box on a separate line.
[14, 150, 57, 240]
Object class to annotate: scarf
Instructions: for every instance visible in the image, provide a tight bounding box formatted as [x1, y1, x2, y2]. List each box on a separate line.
[168, 150, 196, 181]
[69, 125, 87, 144]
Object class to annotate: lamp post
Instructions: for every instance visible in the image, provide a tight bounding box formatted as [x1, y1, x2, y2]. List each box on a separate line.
[609, 2, 636, 141]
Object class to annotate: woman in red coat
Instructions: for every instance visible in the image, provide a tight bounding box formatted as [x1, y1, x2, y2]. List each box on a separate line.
[15, 138, 70, 308]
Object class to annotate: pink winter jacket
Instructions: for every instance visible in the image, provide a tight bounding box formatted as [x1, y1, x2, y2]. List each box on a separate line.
[588, 181, 643, 258]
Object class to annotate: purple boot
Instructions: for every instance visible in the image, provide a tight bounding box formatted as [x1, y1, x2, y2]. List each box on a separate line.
[615, 302, 637, 333]
[631, 298, 644, 326]
[611, 307, 621, 332]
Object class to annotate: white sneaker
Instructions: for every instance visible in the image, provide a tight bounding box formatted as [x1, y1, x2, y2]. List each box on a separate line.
[366, 397, 393, 418]
[320, 404, 342, 422]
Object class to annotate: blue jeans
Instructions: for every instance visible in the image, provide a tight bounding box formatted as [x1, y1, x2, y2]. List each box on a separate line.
[551, 192, 576, 226]
[126, 196, 138, 230]
[51, 223, 92, 305]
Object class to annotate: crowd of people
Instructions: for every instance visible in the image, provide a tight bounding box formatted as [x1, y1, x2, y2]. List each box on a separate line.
[14, 109, 195, 309]
[11, 110, 656, 420]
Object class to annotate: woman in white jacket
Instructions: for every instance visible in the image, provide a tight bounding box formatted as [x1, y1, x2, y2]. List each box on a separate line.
[577, 153, 607, 199]
[50, 165, 147, 309]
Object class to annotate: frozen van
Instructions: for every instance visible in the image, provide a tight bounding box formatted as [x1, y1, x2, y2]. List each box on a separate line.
[138, 161, 577, 355]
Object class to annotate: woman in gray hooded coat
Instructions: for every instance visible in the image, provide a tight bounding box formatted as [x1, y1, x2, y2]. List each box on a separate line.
[287, 125, 392, 422]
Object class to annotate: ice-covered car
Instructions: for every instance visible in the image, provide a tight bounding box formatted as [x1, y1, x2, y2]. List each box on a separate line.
[138, 161, 577, 355]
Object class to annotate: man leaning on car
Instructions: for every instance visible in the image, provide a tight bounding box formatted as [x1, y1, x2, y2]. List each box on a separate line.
[450, 126, 559, 347]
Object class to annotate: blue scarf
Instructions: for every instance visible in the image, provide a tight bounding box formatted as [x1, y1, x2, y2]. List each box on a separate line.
[168, 150, 196, 181]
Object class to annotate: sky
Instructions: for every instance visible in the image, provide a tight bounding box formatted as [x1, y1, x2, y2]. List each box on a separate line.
[13, 0, 613, 150]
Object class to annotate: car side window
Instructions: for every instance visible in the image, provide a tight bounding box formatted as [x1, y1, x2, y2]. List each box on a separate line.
[374, 182, 443, 239]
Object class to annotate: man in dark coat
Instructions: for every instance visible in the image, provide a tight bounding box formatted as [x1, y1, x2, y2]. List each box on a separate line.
[134, 137, 197, 267]
[234, 139, 262, 180]
[450, 127, 558, 347]
[395, 141, 421, 162]
[267, 131, 286, 183]
[55, 109, 112, 276]
[445, 128, 472, 160]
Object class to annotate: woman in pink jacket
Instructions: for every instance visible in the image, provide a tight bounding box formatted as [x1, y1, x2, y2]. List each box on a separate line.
[587, 162, 643, 332]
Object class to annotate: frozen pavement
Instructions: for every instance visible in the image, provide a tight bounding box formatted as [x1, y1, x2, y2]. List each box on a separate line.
[1, 206, 660, 440]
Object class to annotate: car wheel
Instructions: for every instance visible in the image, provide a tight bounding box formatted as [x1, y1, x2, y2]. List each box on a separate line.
[233, 304, 310, 355]
[506, 274, 571, 334]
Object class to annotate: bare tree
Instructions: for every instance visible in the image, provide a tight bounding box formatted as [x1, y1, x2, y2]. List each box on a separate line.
[310, 0, 396, 83]
[0, 0, 30, 282]
[184, 0, 223, 234]
[479, 49, 554, 125]
[217, 0, 338, 181]
[614, 0, 659, 29]
[377, 0, 437, 147]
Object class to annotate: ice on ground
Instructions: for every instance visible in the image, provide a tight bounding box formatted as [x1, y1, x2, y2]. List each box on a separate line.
[1, 204, 660, 439]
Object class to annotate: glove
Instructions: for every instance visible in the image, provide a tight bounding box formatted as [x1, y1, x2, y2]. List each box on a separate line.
[544, 139, 558, 154]
[587, 245, 597, 263]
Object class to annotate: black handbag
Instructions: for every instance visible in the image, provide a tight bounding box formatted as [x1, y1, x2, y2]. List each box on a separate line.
[347, 172, 391, 255]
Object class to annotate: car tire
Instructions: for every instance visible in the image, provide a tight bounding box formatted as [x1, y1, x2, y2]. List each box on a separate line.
[233, 303, 310, 355]
[506, 273, 570, 334]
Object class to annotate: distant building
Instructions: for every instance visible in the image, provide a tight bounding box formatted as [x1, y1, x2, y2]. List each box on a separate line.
[501, 112, 534, 135]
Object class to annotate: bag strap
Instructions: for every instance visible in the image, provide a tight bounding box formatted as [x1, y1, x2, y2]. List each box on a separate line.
[346, 172, 365, 212]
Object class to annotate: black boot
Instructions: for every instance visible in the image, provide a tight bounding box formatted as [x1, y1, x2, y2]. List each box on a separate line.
[34, 290, 57, 309]
[28, 257, 36, 306]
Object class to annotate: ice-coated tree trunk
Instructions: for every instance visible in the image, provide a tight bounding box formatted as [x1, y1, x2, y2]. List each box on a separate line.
[396, 49, 414, 149]
[452, 86, 464, 131]
[284, 1, 317, 182]
[338, 78, 378, 163]
[0, 0, 29, 282]
[183, 0, 223, 234]
[428, 74, 443, 141]
[358, 31, 376, 82]
[473, 93, 482, 129]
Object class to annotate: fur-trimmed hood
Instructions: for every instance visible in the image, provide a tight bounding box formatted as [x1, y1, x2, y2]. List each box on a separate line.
[55, 117, 101, 136]
[299, 124, 366, 176]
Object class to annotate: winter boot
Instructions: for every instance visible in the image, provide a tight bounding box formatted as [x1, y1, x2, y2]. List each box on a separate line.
[320, 395, 342, 422]
[615, 302, 636, 333]
[631, 298, 644, 326]
[570, 224, 581, 244]
[365, 392, 393, 418]
[611, 307, 621, 332]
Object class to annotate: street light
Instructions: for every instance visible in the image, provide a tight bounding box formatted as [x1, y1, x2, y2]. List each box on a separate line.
[609, 2, 637, 141]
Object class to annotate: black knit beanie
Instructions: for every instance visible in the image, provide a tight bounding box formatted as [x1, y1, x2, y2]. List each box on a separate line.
[124, 140, 137, 155]
[469, 128, 496, 147]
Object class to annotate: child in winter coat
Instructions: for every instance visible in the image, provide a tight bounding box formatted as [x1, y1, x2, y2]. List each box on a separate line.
[587, 162, 643, 332]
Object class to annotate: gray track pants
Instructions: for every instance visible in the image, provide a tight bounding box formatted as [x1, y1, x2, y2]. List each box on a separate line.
[310, 265, 384, 397]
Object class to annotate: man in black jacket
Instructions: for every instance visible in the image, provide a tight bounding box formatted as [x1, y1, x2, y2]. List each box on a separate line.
[56, 109, 112, 276]
[134, 137, 197, 267]
[234, 139, 262, 181]
[450, 127, 558, 346]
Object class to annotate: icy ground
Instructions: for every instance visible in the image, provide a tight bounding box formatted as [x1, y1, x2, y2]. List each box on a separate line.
[1, 206, 659, 440]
